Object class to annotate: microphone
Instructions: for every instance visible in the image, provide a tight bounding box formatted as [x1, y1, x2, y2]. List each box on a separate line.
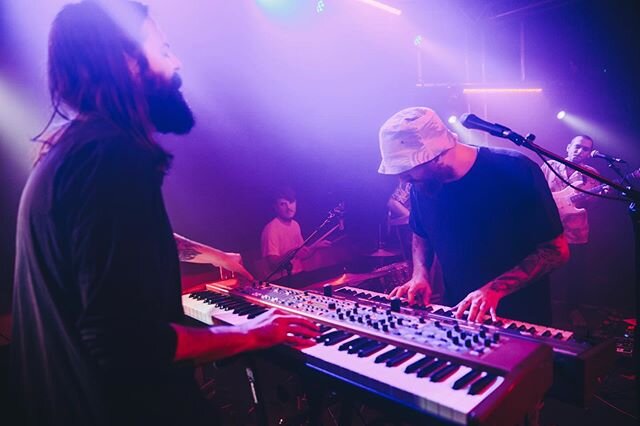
[459, 113, 512, 138]
[590, 150, 626, 163]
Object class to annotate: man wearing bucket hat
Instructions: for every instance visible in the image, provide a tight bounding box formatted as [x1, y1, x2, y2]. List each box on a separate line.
[382, 107, 569, 325]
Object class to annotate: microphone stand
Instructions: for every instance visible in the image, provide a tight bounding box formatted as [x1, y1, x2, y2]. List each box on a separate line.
[502, 129, 640, 360]
[264, 207, 343, 283]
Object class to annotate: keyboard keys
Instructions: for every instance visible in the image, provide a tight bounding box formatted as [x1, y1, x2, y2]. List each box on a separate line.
[385, 350, 416, 367]
[338, 337, 368, 352]
[430, 363, 460, 382]
[404, 356, 435, 374]
[375, 347, 404, 364]
[348, 338, 375, 354]
[468, 374, 498, 395]
[417, 359, 446, 378]
[452, 369, 482, 390]
[325, 331, 354, 346]
[358, 341, 388, 357]
[316, 330, 342, 343]
[186, 290, 513, 425]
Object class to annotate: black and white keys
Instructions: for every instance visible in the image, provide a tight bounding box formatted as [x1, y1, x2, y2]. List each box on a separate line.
[182, 290, 268, 325]
[303, 328, 504, 425]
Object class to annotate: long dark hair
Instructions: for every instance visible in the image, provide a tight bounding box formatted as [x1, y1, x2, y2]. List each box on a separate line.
[37, 0, 171, 171]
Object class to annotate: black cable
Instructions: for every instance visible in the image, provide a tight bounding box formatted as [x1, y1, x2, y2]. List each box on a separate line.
[536, 152, 630, 203]
[593, 394, 638, 421]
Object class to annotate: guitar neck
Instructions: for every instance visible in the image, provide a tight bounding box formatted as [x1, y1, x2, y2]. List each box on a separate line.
[569, 168, 639, 203]
[570, 183, 607, 203]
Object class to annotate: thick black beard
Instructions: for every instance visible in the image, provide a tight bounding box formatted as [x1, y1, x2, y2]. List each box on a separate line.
[143, 72, 195, 135]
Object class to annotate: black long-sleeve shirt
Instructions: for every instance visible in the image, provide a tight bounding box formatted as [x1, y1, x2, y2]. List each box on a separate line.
[11, 117, 212, 425]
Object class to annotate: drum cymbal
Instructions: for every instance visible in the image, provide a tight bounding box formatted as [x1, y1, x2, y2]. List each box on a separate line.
[368, 248, 400, 257]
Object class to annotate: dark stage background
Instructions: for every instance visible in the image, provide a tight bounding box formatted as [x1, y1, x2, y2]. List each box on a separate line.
[1, 0, 639, 321]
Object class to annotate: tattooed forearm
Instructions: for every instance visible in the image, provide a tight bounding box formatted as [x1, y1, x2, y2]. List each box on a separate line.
[488, 234, 569, 295]
[412, 233, 430, 279]
[174, 234, 202, 261]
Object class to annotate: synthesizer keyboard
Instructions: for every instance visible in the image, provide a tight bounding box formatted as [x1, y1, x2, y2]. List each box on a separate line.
[333, 286, 616, 406]
[183, 281, 553, 425]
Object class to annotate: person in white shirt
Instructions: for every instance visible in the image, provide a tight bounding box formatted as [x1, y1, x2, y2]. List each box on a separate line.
[261, 187, 308, 275]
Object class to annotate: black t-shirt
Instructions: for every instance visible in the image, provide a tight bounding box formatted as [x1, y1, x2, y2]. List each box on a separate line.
[10, 117, 213, 425]
[409, 147, 563, 325]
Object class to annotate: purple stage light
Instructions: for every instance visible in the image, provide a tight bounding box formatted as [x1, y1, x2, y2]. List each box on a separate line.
[355, 0, 402, 16]
[556, 110, 566, 120]
[448, 115, 457, 124]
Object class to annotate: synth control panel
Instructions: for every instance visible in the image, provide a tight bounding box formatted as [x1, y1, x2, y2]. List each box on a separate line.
[243, 284, 498, 356]
[219, 281, 546, 373]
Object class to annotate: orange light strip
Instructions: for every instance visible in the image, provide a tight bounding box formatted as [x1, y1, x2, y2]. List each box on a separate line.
[355, 0, 402, 16]
[463, 88, 543, 94]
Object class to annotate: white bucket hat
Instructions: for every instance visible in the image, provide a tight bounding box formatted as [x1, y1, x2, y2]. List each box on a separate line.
[378, 107, 456, 175]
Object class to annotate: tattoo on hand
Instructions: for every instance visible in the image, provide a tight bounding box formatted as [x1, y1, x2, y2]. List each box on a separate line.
[176, 239, 201, 261]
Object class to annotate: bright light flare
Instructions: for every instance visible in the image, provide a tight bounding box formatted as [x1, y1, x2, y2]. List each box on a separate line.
[448, 115, 457, 124]
[556, 110, 566, 120]
[463, 88, 543, 94]
[355, 0, 402, 16]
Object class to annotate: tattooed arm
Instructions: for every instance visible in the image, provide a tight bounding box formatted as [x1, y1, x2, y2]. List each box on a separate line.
[173, 233, 254, 280]
[389, 233, 433, 305]
[455, 233, 570, 322]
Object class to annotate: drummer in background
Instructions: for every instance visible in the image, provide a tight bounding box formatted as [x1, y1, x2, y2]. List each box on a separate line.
[387, 181, 412, 258]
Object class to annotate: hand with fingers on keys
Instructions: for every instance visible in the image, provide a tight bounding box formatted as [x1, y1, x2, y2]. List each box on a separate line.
[454, 286, 502, 323]
[389, 276, 432, 306]
[241, 309, 321, 350]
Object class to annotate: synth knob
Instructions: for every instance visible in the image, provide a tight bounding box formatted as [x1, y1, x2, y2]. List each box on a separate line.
[493, 333, 501, 343]
[323, 284, 333, 297]
[390, 298, 401, 312]
[464, 339, 472, 348]
[382, 324, 389, 332]
[452, 336, 460, 345]
[484, 339, 492, 347]
[328, 302, 336, 310]
[338, 313, 344, 320]
[397, 318, 403, 325]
